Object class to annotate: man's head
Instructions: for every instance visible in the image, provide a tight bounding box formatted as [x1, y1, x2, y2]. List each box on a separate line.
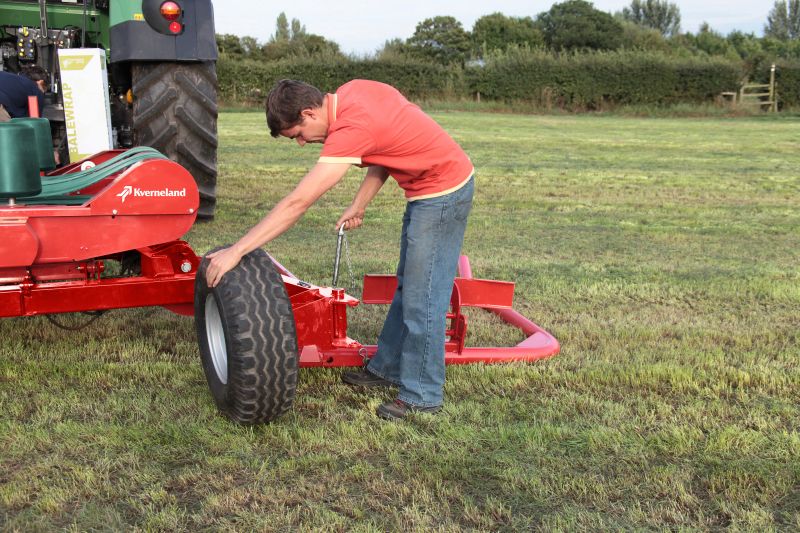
[266, 79, 328, 145]
[20, 65, 48, 93]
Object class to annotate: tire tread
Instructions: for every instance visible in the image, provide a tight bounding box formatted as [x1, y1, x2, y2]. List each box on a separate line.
[132, 62, 218, 219]
[195, 248, 299, 424]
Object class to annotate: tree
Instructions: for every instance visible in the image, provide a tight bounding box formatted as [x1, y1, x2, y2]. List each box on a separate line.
[692, 22, 737, 58]
[537, 0, 624, 51]
[216, 34, 245, 58]
[621, 0, 681, 37]
[274, 12, 290, 42]
[376, 38, 410, 61]
[617, 19, 669, 51]
[725, 31, 774, 72]
[240, 36, 261, 57]
[471, 12, 543, 55]
[291, 18, 305, 40]
[764, 0, 800, 40]
[406, 16, 472, 65]
[262, 12, 343, 60]
[300, 34, 342, 57]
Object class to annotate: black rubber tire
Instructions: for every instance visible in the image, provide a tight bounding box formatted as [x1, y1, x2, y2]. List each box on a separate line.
[132, 61, 218, 219]
[194, 247, 299, 424]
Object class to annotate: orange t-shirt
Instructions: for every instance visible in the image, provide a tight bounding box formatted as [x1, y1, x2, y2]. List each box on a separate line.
[319, 80, 473, 200]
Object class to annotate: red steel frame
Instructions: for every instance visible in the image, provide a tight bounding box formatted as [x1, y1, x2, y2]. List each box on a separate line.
[0, 151, 560, 367]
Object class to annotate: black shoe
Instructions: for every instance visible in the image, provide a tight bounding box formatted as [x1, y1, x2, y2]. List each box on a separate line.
[341, 369, 395, 388]
[376, 399, 441, 420]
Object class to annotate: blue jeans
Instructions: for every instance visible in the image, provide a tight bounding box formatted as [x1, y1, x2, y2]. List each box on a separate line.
[367, 176, 474, 407]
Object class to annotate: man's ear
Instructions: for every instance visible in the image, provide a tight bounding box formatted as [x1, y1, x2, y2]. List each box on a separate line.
[300, 107, 317, 120]
[36, 80, 47, 93]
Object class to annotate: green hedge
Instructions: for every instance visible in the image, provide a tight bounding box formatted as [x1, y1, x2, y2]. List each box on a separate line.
[217, 52, 746, 109]
[748, 60, 799, 109]
[217, 58, 465, 103]
[468, 50, 743, 108]
[776, 61, 800, 108]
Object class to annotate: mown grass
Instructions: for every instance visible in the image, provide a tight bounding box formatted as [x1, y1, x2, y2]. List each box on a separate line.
[223, 100, 800, 118]
[1, 111, 798, 530]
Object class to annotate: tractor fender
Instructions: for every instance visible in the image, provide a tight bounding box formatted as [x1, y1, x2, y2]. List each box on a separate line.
[110, 0, 218, 63]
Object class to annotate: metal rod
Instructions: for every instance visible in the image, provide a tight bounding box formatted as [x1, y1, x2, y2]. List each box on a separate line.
[36, 0, 54, 73]
[38, 0, 48, 38]
[332, 225, 345, 287]
[82, 0, 88, 47]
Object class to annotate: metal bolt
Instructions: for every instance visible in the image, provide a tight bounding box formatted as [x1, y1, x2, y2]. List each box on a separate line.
[112, 209, 117, 215]
[189, 208, 194, 214]
[180, 261, 192, 273]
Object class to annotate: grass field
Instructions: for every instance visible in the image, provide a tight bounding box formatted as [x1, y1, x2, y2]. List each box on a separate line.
[1, 111, 798, 531]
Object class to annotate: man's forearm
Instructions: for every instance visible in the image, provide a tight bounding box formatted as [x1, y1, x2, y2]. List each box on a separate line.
[352, 166, 389, 209]
[232, 161, 351, 256]
[232, 195, 309, 256]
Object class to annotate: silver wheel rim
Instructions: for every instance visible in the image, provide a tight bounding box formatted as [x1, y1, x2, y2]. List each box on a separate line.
[205, 294, 228, 384]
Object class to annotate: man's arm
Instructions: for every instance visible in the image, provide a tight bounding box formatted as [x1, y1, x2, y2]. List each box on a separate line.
[335, 165, 390, 230]
[205, 161, 351, 287]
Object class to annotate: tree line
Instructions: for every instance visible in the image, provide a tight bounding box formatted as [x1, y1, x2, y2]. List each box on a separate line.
[213, 1, 800, 108]
[216, 1, 800, 71]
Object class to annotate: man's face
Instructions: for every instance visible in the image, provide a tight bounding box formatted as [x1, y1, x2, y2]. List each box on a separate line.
[280, 108, 327, 146]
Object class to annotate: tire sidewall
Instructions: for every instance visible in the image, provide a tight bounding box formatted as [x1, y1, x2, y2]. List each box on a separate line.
[195, 281, 232, 410]
[194, 261, 233, 412]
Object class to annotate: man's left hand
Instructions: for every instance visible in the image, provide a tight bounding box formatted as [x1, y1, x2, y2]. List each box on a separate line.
[336, 204, 365, 231]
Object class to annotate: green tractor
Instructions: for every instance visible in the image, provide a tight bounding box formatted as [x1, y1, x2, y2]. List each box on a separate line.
[0, 0, 218, 218]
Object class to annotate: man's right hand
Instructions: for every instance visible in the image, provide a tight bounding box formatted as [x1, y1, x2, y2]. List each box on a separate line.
[205, 244, 245, 288]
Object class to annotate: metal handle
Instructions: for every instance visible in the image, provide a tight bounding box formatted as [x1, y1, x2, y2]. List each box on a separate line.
[332, 224, 345, 287]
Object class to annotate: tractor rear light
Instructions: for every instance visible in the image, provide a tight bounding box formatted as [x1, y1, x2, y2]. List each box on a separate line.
[142, 0, 184, 35]
[161, 2, 181, 21]
[160, 1, 181, 21]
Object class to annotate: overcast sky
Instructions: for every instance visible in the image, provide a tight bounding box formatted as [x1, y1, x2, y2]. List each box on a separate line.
[211, 1, 770, 56]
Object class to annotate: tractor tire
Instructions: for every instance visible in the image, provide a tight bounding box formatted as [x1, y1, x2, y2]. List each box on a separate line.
[194, 247, 299, 424]
[132, 61, 218, 219]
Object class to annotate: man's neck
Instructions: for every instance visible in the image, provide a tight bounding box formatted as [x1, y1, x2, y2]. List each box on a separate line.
[323, 93, 336, 129]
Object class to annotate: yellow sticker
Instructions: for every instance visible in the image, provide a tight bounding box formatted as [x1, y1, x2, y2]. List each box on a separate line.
[133, 13, 144, 21]
[59, 55, 93, 71]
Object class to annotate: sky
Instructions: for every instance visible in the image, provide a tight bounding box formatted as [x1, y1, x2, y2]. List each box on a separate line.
[211, 1, 770, 56]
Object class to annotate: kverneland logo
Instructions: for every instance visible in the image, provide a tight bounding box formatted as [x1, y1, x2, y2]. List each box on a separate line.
[117, 185, 187, 203]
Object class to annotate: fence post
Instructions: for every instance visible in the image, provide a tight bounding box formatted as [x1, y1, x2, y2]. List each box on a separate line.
[769, 64, 777, 113]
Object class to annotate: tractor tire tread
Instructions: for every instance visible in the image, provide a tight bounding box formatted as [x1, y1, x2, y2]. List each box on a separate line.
[132, 61, 218, 219]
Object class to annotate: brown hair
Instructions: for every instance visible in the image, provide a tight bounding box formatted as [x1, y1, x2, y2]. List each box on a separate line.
[20, 65, 49, 91]
[265, 79, 324, 137]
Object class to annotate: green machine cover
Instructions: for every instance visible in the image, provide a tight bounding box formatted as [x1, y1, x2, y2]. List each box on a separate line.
[0, 122, 42, 198]
[11, 117, 56, 171]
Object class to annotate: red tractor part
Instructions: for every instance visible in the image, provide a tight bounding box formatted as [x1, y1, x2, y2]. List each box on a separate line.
[1, 147, 559, 424]
[0, 149, 199, 318]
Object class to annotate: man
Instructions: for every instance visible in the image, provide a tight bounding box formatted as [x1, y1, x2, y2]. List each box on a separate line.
[0, 66, 47, 121]
[205, 79, 474, 420]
